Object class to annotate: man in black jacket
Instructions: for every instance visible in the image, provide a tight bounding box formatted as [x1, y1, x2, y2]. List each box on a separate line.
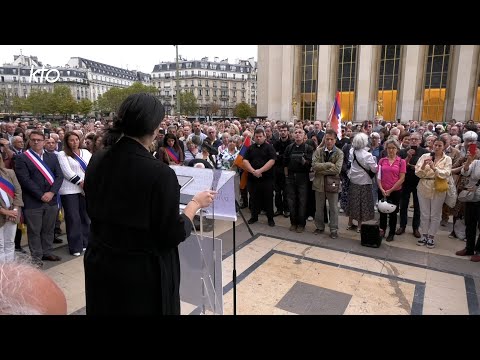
[396, 132, 429, 238]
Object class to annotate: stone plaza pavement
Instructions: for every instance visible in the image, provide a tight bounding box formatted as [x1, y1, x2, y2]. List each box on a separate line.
[28, 208, 480, 315]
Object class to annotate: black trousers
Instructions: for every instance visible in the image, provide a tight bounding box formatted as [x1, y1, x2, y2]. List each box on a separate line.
[399, 181, 420, 230]
[248, 178, 274, 220]
[465, 201, 480, 254]
[285, 173, 309, 226]
[61, 193, 91, 254]
[274, 167, 289, 213]
[379, 190, 401, 236]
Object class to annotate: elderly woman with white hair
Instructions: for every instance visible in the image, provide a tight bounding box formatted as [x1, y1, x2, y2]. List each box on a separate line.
[346, 133, 378, 231]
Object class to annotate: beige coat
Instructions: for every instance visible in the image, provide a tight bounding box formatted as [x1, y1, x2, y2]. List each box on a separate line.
[311, 146, 344, 193]
[0, 168, 24, 227]
[415, 153, 452, 199]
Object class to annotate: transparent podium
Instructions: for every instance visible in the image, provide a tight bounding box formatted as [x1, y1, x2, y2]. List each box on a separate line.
[171, 165, 237, 315]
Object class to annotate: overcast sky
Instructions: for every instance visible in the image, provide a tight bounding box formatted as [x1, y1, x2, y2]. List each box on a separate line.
[0, 45, 258, 74]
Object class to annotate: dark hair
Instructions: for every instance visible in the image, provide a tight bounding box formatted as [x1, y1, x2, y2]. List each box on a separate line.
[113, 93, 164, 138]
[63, 131, 81, 158]
[325, 129, 337, 139]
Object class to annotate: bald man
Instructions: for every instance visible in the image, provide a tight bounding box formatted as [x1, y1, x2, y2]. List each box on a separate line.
[0, 261, 67, 315]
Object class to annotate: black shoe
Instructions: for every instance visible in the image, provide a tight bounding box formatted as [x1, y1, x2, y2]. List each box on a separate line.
[42, 254, 62, 261]
[386, 234, 395, 242]
[247, 218, 258, 224]
[268, 219, 275, 227]
[240, 203, 248, 209]
[273, 210, 283, 217]
[15, 247, 27, 254]
[53, 237, 63, 244]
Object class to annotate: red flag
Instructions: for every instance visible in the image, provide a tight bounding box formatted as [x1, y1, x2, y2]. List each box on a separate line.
[328, 91, 342, 140]
[234, 136, 251, 189]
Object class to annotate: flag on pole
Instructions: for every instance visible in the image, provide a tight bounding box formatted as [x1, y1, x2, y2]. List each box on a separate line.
[328, 91, 342, 140]
[233, 136, 252, 189]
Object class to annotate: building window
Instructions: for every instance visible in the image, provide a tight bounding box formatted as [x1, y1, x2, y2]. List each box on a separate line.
[206, 90, 209, 96]
[378, 45, 402, 121]
[198, 71, 201, 76]
[199, 89, 202, 96]
[221, 73, 227, 78]
[422, 45, 451, 122]
[300, 46, 319, 121]
[233, 74, 235, 79]
[337, 45, 358, 121]
[205, 71, 208, 77]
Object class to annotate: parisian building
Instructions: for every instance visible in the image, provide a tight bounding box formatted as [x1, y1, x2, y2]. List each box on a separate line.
[67, 57, 152, 102]
[258, 45, 480, 123]
[151, 57, 257, 118]
[0, 54, 89, 112]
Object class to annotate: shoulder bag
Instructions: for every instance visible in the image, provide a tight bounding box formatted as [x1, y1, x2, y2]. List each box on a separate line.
[353, 151, 375, 178]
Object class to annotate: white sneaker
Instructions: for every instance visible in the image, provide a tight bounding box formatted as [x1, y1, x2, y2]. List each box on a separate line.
[83, 248, 87, 251]
[72, 252, 81, 256]
[307, 216, 313, 221]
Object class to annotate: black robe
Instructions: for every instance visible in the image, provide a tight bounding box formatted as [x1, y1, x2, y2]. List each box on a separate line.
[83, 136, 192, 315]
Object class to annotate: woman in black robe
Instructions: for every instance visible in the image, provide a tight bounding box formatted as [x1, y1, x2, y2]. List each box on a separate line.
[83, 93, 215, 315]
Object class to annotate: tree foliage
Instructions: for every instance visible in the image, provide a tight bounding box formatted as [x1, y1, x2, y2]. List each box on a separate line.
[179, 91, 199, 116]
[77, 98, 93, 116]
[234, 102, 253, 119]
[96, 82, 158, 114]
[206, 102, 220, 117]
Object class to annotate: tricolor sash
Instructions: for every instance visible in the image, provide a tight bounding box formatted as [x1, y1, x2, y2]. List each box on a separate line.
[73, 152, 88, 172]
[24, 149, 55, 185]
[0, 176, 15, 199]
[165, 147, 181, 164]
[0, 176, 15, 208]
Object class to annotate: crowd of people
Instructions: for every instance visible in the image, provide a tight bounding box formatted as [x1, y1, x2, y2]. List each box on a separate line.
[1, 97, 480, 314]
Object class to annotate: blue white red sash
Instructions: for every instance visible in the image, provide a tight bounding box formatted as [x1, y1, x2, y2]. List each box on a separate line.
[0, 176, 15, 199]
[165, 147, 181, 164]
[73, 152, 88, 172]
[24, 149, 55, 185]
[0, 176, 15, 208]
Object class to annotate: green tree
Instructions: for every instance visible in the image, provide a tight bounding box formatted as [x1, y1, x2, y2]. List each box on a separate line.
[97, 82, 158, 114]
[96, 88, 124, 114]
[12, 96, 28, 113]
[179, 91, 199, 116]
[24, 89, 50, 115]
[49, 85, 78, 118]
[234, 102, 253, 119]
[206, 102, 220, 118]
[77, 98, 93, 116]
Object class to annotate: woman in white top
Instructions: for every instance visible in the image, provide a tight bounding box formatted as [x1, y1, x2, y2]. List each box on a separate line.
[346, 132, 378, 232]
[58, 131, 92, 256]
[415, 137, 452, 249]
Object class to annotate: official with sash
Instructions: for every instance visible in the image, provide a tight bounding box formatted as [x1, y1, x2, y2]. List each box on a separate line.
[0, 155, 24, 262]
[57, 131, 92, 256]
[15, 130, 64, 266]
